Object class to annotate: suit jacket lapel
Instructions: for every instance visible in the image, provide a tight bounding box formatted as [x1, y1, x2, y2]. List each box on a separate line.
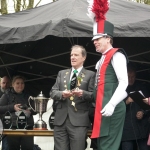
[64, 68, 86, 90]
[78, 67, 86, 78]
[64, 69, 72, 90]
[77, 67, 86, 87]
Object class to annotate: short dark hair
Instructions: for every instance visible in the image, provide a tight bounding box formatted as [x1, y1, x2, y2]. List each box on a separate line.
[71, 45, 87, 57]
[104, 35, 113, 45]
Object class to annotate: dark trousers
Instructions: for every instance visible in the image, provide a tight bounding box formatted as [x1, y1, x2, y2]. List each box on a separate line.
[54, 116, 88, 150]
[7, 136, 33, 150]
[2, 136, 9, 150]
[122, 138, 149, 150]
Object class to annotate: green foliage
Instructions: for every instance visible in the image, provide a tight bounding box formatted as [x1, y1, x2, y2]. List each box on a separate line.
[15, 0, 22, 12]
[127, 0, 150, 5]
[136, 0, 150, 4]
[144, 0, 150, 4]
[27, 0, 34, 9]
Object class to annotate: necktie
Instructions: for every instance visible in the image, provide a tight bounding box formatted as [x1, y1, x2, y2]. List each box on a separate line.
[70, 70, 78, 90]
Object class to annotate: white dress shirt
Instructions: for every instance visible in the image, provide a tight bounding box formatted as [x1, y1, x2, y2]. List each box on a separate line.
[70, 66, 83, 80]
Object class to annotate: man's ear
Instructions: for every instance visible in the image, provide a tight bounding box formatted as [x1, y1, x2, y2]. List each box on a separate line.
[83, 56, 86, 62]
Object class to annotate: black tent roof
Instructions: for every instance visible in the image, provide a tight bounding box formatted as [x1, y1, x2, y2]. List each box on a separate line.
[0, 0, 150, 96]
[0, 0, 150, 44]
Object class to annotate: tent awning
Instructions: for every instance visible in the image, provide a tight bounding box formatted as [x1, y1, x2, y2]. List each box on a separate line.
[0, 0, 150, 44]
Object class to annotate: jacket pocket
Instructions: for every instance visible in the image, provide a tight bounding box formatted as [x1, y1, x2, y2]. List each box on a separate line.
[76, 103, 89, 110]
[56, 103, 62, 109]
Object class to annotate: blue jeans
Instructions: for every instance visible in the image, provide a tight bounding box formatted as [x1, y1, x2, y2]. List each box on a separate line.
[2, 136, 9, 150]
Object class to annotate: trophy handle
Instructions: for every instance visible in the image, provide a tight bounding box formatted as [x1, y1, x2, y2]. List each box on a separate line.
[28, 96, 36, 112]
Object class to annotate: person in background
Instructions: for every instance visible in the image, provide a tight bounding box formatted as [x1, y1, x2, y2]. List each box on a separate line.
[0, 75, 36, 150]
[0, 76, 11, 150]
[121, 65, 150, 150]
[143, 96, 150, 146]
[50, 45, 95, 150]
[0, 76, 11, 97]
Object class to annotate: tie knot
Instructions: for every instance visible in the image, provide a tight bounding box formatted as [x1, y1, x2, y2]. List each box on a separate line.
[73, 70, 78, 74]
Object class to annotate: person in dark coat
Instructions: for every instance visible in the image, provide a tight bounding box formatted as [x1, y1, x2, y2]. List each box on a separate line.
[0, 76, 11, 150]
[0, 75, 36, 150]
[121, 66, 150, 150]
[143, 97, 150, 146]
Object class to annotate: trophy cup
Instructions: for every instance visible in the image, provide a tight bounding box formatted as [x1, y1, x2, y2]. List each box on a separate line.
[3, 111, 13, 129]
[28, 91, 50, 130]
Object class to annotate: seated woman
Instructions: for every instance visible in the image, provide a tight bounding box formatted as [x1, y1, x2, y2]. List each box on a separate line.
[0, 75, 36, 150]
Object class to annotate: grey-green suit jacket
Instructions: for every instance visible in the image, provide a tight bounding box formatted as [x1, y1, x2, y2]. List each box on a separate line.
[50, 68, 95, 127]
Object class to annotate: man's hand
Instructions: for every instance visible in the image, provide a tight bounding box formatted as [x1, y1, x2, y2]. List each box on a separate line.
[143, 98, 148, 104]
[62, 90, 72, 98]
[101, 103, 115, 117]
[126, 97, 134, 104]
[14, 104, 22, 111]
[72, 88, 83, 97]
[136, 111, 144, 120]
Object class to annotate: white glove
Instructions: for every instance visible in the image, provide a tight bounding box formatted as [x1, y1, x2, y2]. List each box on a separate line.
[101, 103, 115, 117]
[101, 91, 127, 117]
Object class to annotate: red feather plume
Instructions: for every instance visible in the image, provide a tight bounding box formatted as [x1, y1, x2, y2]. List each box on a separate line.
[92, 0, 109, 22]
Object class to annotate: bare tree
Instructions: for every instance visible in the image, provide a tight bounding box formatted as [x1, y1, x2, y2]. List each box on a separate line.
[15, 0, 22, 12]
[127, 0, 150, 4]
[27, 0, 34, 9]
[0, 0, 8, 14]
[0, 0, 55, 15]
[35, 0, 42, 7]
[144, 0, 150, 4]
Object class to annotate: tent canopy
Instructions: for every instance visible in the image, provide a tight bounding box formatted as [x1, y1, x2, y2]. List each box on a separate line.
[0, 0, 150, 44]
[0, 0, 150, 96]
[1, 36, 150, 96]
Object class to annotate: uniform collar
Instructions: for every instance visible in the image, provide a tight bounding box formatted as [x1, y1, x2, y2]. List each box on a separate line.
[102, 47, 113, 55]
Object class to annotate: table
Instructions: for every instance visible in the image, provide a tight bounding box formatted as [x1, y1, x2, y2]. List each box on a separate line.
[3, 129, 92, 136]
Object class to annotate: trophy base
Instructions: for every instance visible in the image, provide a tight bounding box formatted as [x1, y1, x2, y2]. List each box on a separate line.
[34, 128, 47, 130]
[33, 120, 47, 130]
